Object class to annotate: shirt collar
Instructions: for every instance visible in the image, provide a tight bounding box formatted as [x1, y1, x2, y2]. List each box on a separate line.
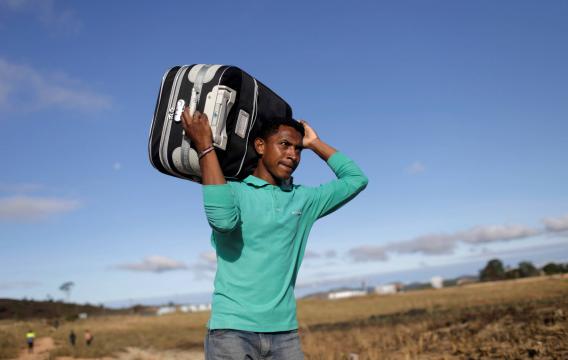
[243, 175, 294, 191]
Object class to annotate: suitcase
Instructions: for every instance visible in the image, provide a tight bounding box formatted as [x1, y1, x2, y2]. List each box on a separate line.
[148, 64, 293, 183]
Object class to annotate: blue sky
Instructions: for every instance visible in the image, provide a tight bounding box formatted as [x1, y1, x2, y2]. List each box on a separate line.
[1, 0, 567, 305]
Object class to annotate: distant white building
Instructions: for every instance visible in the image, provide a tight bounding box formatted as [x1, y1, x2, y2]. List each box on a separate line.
[327, 290, 367, 300]
[198, 303, 212, 311]
[374, 283, 401, 295]
[180, 303, 212, 312]
[431, 276, 444, 289]
[156, 306, 176, 316]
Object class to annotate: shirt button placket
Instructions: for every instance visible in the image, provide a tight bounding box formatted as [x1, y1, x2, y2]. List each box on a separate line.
[272, 187, 281, 215]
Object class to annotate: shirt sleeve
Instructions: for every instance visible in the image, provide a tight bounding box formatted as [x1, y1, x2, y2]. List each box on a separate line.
[308, 152, 368, 219]
[202, 183, 240, 233]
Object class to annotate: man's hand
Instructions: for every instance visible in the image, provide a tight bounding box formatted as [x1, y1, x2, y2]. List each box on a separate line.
[181, 108, 213, 152]
[181, 107, 225, 184]
[299, 119, 337, 161]
[299, 120, 319, 149]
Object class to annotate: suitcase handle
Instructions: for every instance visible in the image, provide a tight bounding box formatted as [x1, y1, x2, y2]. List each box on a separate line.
[174, 64, 208, 122]
[204, 85, 236, 150]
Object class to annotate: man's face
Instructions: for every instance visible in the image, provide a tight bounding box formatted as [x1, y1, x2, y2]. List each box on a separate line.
[256, 125, 303, 181]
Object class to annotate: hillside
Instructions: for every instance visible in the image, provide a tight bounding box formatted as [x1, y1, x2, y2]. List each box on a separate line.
[0, 299, 121, 321]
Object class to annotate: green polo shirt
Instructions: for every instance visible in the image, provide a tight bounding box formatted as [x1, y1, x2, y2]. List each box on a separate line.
[203, 152, 368, 332]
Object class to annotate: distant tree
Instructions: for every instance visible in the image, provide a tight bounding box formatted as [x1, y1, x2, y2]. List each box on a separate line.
[505, 268, 521, 279]
[480, 259, 506, 281]
[518, 261, 539, 278]
[59, 282, 75, 302]
[542, 262, 565, 275]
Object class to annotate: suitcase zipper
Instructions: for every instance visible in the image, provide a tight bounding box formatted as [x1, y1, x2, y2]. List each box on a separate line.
[160, 65, 189, 173]
[233, 78, 258, 178]
[148, 68, 171, 171]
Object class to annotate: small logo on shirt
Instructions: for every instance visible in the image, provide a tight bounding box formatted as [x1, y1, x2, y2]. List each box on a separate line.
[291, 210, 302, 216]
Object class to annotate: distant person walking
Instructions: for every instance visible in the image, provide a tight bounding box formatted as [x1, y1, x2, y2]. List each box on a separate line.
[69, 330, 77, 347]
[84, 329, 93, 346]
[26, 329, 35, 353]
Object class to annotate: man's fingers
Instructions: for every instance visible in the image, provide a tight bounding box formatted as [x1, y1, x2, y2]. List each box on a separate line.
[182, 107, 192, 122]
[181, 110, 189, 128]
[198, 112, 208, 122]
[299, 119, 311, 129]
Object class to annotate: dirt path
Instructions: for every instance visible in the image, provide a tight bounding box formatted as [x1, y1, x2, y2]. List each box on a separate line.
[17, 337, 55, 360]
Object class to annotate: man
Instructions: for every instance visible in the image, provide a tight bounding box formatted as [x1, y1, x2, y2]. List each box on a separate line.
[182, 108, 368, 359]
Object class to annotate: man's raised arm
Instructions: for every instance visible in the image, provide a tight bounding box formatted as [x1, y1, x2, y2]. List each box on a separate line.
[181, 109, 240, 232]
[300, 120, 368, 219]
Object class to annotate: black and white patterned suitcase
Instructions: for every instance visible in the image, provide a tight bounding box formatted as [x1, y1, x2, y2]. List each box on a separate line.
[148, 64, 293, 183]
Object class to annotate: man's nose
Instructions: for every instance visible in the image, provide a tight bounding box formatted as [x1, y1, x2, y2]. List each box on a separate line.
[287, 148, 299, 162]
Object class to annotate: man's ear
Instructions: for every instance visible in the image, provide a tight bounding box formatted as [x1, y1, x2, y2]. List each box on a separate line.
[254, 138, 265, 156]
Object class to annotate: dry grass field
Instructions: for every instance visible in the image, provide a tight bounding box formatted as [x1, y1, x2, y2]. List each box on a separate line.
[298, 276, 568, 359]
[1, 275, 567, 360]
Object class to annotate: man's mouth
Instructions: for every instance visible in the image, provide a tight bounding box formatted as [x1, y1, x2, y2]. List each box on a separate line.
[279, 162, 295, 171]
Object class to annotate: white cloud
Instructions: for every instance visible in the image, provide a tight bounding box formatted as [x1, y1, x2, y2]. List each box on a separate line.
[349, 245, 389, 262]
[543, 214, 568, 232]
[406, 161, 426, 175]
[116, 256, 188, 273]
[186, 251, 217, 279]
[0, 58, 111, 113]
[304, 250, 321, 259]
[349, 223, 540, 263]
[304, 249, 337, 260]
[387, 233, 457, 255]
[324, 250, 337, 258]
[0, 0, 82, 34]
[459, 224, 538, 244]
[0, 195, 80, 220]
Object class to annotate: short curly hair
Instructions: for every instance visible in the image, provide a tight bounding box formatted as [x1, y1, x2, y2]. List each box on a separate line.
[256, 118, 305, 140]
